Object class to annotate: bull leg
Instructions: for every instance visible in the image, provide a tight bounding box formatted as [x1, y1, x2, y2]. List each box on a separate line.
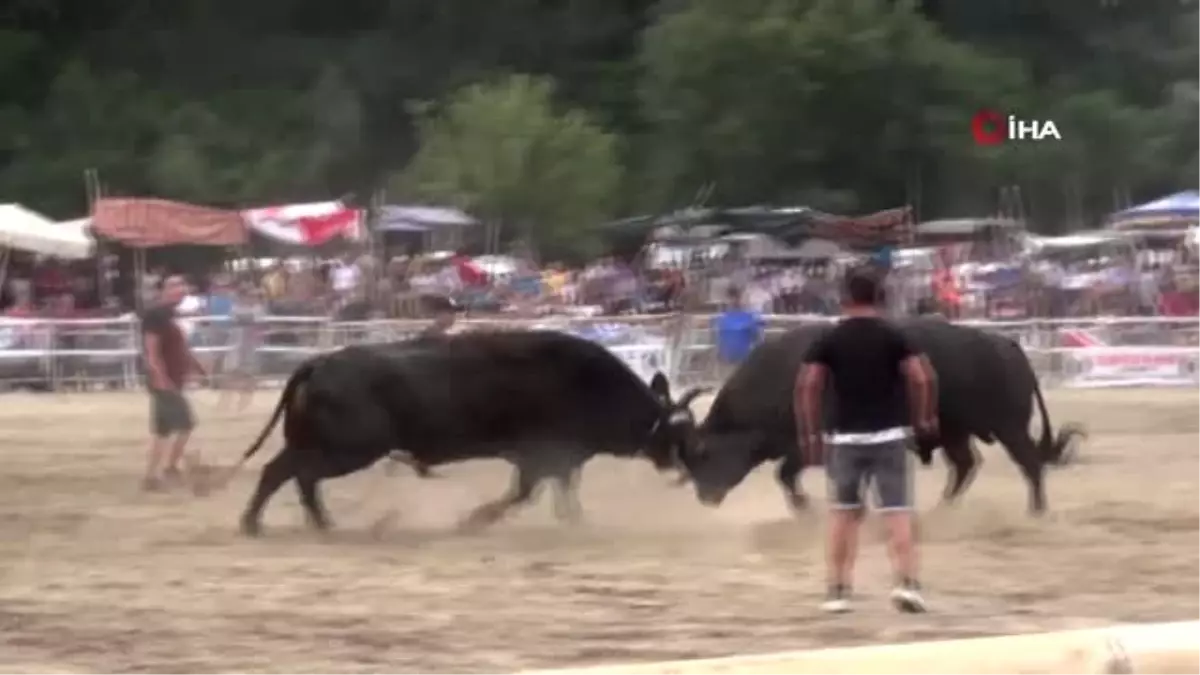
[456, 465, 540, 533]
[386, 450, 440, 478]
[550, 466, 583, 524]
[995, 429, 1047, 515]
[776, 454, 808, 512]
[240, 449, 297, 537]
[295, 476, 331, 532]
[940, 433, 981, 504]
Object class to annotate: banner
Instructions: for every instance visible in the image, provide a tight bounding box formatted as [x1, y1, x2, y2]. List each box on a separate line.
[609, 341, 670, 384]
[541, 321, 671, 384]
[242, 201, 362, 246]
[1061, 346, 1199, 388]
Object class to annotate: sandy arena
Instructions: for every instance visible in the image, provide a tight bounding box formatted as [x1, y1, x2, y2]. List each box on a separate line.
[0, 387, 1196, 673]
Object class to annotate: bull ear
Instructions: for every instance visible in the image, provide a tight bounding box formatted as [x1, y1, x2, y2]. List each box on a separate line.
[677, 387, 711, 410]
[649, 371, 671, 401]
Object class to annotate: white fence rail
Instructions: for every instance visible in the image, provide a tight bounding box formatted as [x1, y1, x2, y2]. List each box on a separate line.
[0, 314, 1195, 391]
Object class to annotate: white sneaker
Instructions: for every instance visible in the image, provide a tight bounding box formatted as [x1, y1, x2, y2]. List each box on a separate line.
[820, 596, 852, 613]
[890, 585, 927, 613]
[820, 585, 853, 613]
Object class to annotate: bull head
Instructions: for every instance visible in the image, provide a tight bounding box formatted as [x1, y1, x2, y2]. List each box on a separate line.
[647, 374, 709, 480]
[666, 387, 710, 479]
[676, 386, 710, 410]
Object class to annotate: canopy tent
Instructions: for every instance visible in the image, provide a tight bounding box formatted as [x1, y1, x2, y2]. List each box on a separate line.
[915, 218, 1023, 238]
[0, 206, 97, 307]
[1108, 190, 1200, 229]
[598, 205, 913, 249]
[91, 198, 246, 247]
[0, 205, 95, 259]
[1027, 231, 1126, 251]
[375, 205, 476, 233]
[88, 198, 248, 313]
[792, 238, 844, 260]
[800, 205, 914, 248]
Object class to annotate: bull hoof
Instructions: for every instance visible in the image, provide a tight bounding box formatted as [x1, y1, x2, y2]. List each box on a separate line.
[456, 500, 511, 534]
[787, 493, 809, 513]
[455, 509, 497, 535]
[239, 517, 263, 538]
[369, 510, 399, 539]
[553, 508, 584, 527]
[454, 517, 486, 535]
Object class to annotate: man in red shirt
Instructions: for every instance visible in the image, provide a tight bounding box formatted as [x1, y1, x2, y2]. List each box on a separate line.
[141, 275, 207, 491]
[4, 296, 35, 318]
[1159, 278, 1199, 317]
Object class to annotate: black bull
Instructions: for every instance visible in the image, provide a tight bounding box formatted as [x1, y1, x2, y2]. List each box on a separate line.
[679, 319, 1086, 514]
[229, 331, 707, 536]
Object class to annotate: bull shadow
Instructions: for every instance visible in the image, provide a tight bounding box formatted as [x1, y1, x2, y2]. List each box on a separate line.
[914, 499, 1067, 546]
[737, 508, 826, 562]
[168, 522, 453, 549]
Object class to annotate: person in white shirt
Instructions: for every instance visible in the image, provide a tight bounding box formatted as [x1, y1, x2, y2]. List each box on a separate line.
[744, 276, 774, 314]
[175, 290, 205, 343]
[330, 257, 361, 301]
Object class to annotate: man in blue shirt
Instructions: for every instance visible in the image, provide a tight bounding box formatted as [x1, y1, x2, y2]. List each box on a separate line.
[204, 276, 236, 383]
[713, 286, 764, 380]
[206, 278, 235, 318]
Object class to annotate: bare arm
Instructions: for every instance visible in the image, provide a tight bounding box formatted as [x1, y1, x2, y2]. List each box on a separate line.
[794, 362, 826, 463]
[900, 354, 937, 430]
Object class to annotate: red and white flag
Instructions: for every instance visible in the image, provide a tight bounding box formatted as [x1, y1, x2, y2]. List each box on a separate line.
[242, 201, 363, 247]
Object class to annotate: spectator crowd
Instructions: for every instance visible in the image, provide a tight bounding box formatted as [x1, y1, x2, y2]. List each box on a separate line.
[2, 237, 1198, 329]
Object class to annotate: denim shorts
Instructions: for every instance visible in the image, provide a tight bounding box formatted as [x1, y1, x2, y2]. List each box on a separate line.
[826, 438, 912, 511]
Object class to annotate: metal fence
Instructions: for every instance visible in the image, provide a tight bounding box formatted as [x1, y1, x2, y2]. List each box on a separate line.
[0, 314, 1195, 391]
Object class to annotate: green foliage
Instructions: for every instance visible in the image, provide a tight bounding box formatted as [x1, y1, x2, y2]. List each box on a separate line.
[0, 0, 1194, 239]
[398, 75, 620, 260]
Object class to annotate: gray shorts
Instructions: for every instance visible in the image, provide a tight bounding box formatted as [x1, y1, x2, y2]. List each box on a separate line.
[826, 439, 912, 511]
[150, 389, 195, 438]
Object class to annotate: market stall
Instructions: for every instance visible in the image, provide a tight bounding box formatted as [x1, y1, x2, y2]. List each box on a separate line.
[90, 197, 247, 310]
[1028, 232, 1139, 316]
[0, 204, 96, 298]
[1108, 190, 1199, 230]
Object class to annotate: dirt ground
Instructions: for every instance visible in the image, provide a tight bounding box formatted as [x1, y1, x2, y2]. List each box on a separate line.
[0, 388, 1196, 673]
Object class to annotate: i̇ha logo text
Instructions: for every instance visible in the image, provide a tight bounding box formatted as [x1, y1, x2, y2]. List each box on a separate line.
[971, 109, 1062, 146]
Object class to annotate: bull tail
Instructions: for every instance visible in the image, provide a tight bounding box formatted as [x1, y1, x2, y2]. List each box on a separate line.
[1033, 377, 1086, 466]
[213, 361, 316, 490]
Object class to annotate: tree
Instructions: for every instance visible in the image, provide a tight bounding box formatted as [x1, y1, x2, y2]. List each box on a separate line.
[636, 0, 1030, 217]
[397, 75, 621, 261]
[0, 0, 1193, 231]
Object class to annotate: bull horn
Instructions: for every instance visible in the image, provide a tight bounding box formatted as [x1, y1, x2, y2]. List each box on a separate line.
[677, 387, 711, 409]
[668, 456, 692, 486]
[667, 441, 693, 481]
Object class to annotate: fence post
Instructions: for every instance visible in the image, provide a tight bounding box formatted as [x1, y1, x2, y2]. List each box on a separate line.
[125, 317, 138, 390]
[47, 320, 60, 392]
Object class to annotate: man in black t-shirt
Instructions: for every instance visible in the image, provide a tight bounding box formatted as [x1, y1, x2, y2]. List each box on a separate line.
[797, 268, 937, 614]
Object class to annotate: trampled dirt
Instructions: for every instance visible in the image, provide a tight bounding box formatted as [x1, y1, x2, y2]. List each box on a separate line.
[0, 388, 1195, 673]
